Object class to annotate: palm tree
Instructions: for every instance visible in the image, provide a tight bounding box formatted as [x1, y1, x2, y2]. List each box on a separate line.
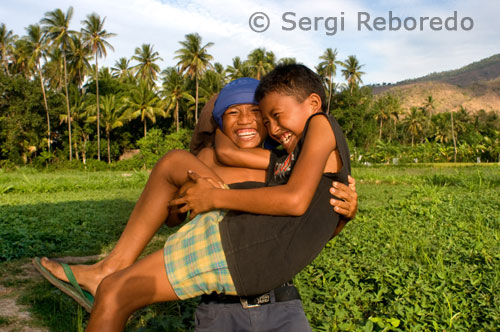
[41, 7, 78, 160]
[87, 95, 128, 163]
[340, 55, 365, 94]
[318, 48, 340, 111]
[0, 23, 15, 76]
[403, 107, 426, 146]
[226, 56, 252, 80]
[132, 43, 162, 86]
[24, 24, 51, 152]
[247, 48, 275, 80]
[12, 39, 31, 77]
[175, 33, 214, 123]
[111, 57, 132, 81]
[278, 57, 297, 65]
[161, 67, 195, 132]
[81, 13, 116, 161]
[126, 80, 165, 137]
[43, 47, 64, 92]
[67, 34, 90, 89]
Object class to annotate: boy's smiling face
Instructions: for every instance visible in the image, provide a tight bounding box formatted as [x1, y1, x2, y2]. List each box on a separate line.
[222, 103, 267, 149]
[259, 91, 319, 153]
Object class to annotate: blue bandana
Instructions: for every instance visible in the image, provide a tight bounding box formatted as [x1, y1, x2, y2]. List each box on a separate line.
[213, 78, 260, 129]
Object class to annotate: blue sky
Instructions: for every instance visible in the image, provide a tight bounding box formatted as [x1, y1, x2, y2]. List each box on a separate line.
[1, 0, 499, 85]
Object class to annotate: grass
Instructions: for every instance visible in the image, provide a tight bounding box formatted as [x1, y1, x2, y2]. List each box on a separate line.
[1, 165, 499, 331]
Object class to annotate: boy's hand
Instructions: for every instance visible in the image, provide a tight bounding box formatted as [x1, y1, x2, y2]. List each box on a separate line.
[170, 170, 224, 218]
[329, 175, 358, 220]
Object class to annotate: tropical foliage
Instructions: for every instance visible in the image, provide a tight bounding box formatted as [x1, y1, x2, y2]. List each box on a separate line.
[1, 8, 500, 168]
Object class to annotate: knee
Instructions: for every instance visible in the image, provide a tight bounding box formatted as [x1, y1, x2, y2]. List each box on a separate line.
[154, 149, 191, 172]
[93, 273, 123, 313]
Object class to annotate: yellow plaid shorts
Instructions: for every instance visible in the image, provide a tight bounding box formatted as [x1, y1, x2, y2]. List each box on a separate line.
[163, 209, 237, 300]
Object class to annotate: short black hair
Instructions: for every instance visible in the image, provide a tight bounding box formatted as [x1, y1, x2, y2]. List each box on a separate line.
[255, 64, 326, 112]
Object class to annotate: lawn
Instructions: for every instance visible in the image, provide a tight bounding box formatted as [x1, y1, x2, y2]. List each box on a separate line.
[0, 165, 499, 331]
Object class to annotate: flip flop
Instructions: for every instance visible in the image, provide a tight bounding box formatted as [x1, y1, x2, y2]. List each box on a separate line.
[32, 257, 94, 312]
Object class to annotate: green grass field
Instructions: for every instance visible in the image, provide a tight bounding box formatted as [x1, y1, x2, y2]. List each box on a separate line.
[0, 165, 499, 331]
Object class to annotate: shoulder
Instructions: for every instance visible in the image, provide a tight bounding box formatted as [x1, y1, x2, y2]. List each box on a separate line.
[197, 147, 216, 166]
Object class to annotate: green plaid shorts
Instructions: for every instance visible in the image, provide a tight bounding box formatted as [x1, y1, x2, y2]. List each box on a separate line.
[163, 209, 237, 300]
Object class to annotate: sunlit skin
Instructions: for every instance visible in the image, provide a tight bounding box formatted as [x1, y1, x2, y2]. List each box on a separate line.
[38, 98, 357, 332]
[221, 104, 267, 149]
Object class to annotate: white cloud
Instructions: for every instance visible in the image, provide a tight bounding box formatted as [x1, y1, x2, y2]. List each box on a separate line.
[0, 0, 498, 84]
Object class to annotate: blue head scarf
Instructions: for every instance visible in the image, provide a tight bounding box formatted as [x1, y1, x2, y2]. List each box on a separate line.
[212, 78, 260, 129]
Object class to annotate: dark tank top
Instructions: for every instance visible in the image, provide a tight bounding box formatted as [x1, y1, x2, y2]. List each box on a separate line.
[220, 112, 351, 296]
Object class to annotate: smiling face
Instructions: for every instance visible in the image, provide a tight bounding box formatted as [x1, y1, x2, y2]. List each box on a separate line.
[259, 91, 319, 153]
[221, 103, 267, 149]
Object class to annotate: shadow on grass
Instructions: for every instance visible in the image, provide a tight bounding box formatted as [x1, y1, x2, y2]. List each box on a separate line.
[1, 199, 143, 261]
[0, 197, 196, 331]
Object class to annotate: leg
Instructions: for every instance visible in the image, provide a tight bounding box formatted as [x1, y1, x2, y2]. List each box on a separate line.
[86, 250, 178, 332]
[41, 150, 222, 295]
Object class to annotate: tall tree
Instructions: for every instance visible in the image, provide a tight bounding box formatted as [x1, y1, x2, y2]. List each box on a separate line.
[87, 95, 128, 163]
[24, 24, 52, 152]
[247, 48, 275, 80]
[41, 7, 78, 160]
[81, 13, 116, 161]
[340, 55, 365, 94]
[111, 57, 132, 82]
[132, 44, 162, 87]
[161, 67, 195, 132]
[403, 107, 426, 146]
[226, 56, 252, 80]
[175, 33, 213, 123]
[66, 34, 90, 89]
[318, 48, 340, 111]
[126, 80, 165, 137]
[0, 23, 15, 76]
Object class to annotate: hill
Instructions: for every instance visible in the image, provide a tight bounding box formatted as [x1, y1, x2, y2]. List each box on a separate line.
[371, 54, 500, 113]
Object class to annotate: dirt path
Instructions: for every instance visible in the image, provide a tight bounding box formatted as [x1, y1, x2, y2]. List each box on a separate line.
[0, 255, 103, 332]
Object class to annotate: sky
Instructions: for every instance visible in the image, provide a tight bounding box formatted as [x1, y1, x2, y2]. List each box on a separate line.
[1, 0, 499, 85]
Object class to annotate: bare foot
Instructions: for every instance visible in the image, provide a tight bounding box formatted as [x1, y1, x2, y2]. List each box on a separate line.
[40, 257, 116, 296]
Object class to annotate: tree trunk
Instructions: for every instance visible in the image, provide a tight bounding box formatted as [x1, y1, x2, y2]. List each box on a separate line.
[96, 57, 101, 161]
[451, 112, 457, 162]
[144, 119, 147, 138]
[327, 73, 332, 112]
[107, 129, 111, 164]
[63, 53, 72, 161]
[379, 119, 383, 140]
[2, 49, 10, 76]
[176, 101, 179, 133]
[38, 64, 51, 153]
[195, 76, 199, 123]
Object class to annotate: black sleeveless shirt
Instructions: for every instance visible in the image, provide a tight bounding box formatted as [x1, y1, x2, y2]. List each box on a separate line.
[220, 113, 351, 296]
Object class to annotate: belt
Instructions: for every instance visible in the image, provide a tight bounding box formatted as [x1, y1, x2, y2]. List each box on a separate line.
[200, 282, 301, 309]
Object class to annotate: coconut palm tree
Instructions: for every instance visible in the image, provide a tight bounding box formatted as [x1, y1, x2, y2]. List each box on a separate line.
[41, 7, 78, 160]
[0, 23, 16, 76]
[247, 48, 275, 80]
[318, 48, 340, 111]
[175, 33, 214, 123]
[66, 34, 90, 89]
[278, 57, 297, 65]
[111, 57, 132, 82]
[81, 13, 116, 161]
[403, 107, 426, 146]
[161, 67, 195, 132]
[340, 55, 365, 94]
[226, 56, 252, 80]
[87, 95, 128, 163]
[126, 80, 165, 137]
[132, 43, 162, 87]
[24, 24, 52, 152]
[43, 47, 64, 92]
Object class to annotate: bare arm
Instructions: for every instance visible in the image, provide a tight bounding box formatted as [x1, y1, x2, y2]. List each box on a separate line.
[172, 115, 336, 217]
[214, 129, 271, 170]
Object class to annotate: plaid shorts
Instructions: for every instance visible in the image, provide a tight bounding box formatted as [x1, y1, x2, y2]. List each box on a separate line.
[163, 209, 237, 300]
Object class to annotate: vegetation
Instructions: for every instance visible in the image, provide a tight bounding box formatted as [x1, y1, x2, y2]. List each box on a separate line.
[0, 166, 498, 330]
[1, 8, 500, 169]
